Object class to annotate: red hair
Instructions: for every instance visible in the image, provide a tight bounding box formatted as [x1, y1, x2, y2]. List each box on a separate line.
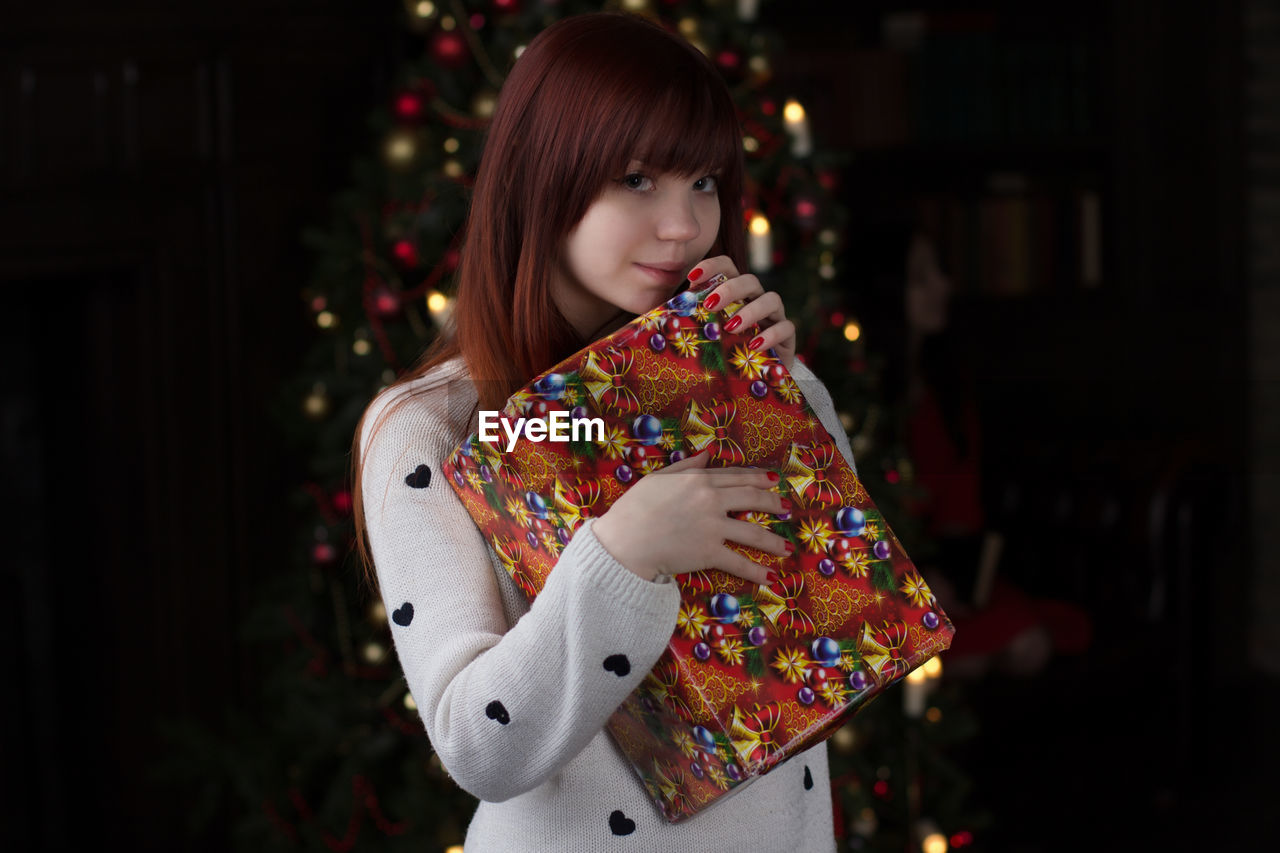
[351, 12, 746, 584]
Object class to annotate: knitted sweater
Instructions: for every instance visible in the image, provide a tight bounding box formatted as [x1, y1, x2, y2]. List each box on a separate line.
[359, 354, 857, 852]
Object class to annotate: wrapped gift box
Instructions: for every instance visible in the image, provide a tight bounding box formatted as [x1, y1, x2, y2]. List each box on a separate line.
[441, 282, 954, 822]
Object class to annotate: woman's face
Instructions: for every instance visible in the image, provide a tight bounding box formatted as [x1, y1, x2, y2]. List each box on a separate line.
[906, 234, 952, 336]
[552, 161, 721, 338]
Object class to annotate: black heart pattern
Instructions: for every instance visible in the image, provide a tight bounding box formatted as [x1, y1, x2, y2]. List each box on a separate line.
[392, 602, 414, 627]
[485, 700, 510, 725]
[405, 464, 432, 488]
[608, 810, 636, 836]
[602, 654, 631, 677]
[803, 765, 813, 790]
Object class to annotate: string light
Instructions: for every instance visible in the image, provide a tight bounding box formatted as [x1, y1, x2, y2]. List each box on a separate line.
[843, 321, 861, 342]
[316, 310, 337, 329]
[403, 692, 417, 711]
[414, 1, 435, 17]
[444, 846, 464, 853]
[369, 600, 387, 622]
[443, 159, 464, 178]
[472, 90, 497, 117]
[363, 642, 386, 664]
[742, 136, 759, 153]
[386, 131, 416, 165]
[443, 137, 460, 153]
[439, 14, 456, 31]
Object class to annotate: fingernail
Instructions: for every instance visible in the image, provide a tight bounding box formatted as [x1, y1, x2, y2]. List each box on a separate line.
[688, 266, 703, 281]
[784, 541, 795, 554]
[766, 571, 779, 584]
[766, 471, 780, 483]
[780, 497, 792, 512]
[724, 315, 742, 332]
[704, 294, 721, 311]
[748, 335, 764, 350]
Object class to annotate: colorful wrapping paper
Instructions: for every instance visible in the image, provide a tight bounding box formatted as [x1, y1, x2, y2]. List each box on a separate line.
[441, 282, 954, 822]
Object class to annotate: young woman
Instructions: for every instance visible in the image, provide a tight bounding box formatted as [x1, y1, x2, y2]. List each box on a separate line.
[353, 12, 853, 850]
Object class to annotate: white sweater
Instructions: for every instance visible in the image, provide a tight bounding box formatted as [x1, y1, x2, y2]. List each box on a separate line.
[359, 353, 857, 852]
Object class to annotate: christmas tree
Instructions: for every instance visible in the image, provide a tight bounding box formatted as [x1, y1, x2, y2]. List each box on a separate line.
[157, 2, 985, 850]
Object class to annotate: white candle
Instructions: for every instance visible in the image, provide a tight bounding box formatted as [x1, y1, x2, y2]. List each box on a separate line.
[783, 99, 812, 158]
[903, 667, 928, 718]
[748, 213, 772, 272]
[737, 0, 760, 20]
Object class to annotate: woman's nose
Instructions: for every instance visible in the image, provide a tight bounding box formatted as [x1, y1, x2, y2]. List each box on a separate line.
[654, 192, 701, 242]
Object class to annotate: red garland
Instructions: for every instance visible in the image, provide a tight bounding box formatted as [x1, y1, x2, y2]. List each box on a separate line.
[267, 775, 408, 851]
[283, 605, 330, 677]
[358, 216, 401, 370]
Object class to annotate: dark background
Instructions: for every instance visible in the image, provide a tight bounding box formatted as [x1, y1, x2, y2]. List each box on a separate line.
[1, 1, 1272, 850]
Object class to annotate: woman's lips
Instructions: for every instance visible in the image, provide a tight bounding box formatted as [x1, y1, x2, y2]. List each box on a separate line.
[635, 263, 686, 285]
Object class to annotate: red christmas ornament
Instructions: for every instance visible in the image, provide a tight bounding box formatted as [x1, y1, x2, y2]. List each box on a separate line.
[716, 50, 740, 70]
[393, 91, 426, 122]
[951, 831, 975, 848]
[312, 542, 337, 565]
[392, 239, 419, 268]
[827, 536, 853, 561]
[332, 490, 353, 515]
[872, 779, 890, 799]
[765, 363, 788, 386]
[431, 30, 468, 68]
[372, 286, 400, 317]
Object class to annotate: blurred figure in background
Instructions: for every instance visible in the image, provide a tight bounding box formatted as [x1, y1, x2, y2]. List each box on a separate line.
[848, 216, 1091, 680]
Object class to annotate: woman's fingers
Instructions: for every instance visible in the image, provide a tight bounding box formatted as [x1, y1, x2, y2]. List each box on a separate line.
[713, 545, 776, 586]
[716, 484, 789, 515]
[719, 517, 793, 558]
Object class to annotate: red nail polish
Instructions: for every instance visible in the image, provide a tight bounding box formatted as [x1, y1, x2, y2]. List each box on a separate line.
[784, 541, 795, 554]
[766, 571, 779, 584]
[780, 497, 792, 512]
[748, 335, 764, 350]
[688, 267, 703, 281]
[724, 315, 742, 332]
[766, 471, 780, 483]
[703, 294, 721, 310]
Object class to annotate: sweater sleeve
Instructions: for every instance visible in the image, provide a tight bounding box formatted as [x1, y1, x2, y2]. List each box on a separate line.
[359, 383, 681, 803]
[787, 356, 859, 476]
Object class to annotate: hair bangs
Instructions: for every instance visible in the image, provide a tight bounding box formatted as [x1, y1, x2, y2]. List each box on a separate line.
[624, 80, 739, 180]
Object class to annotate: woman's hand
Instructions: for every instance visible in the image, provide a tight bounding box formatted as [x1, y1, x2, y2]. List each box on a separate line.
[688, 257, 796, 372]
[592, 450, 793, 585]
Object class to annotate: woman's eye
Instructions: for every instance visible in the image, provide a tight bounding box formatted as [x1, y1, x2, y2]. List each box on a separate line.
[693, 175, 718, 192]
[622, 173, 654, 191]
